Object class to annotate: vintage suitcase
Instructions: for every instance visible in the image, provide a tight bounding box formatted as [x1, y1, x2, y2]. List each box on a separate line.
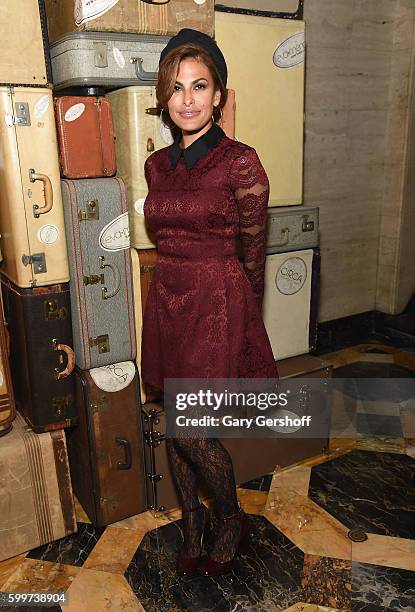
[108, 86, 167, 249]
[0, 0, 52, 86]
[45, 0, 214, 43]
[66, 364, 146, 526]
[266, 206, 319, 254]
[61, 177, 137, 369]
[1, 276, 77, 433]
[131, 248, 161, 404]
[215, 0, 303, 18]
[108, 86, 236, 250]
[0, 86, 70, 288]
[0, 411, 77, 562]
[54, 95, 116, 178]
[263, 248, 320, 360]
[215, 12, 305, 206]
[50, 32, 170, 90]
[0, 289, 16, 437]
[142, 354, 331, 512]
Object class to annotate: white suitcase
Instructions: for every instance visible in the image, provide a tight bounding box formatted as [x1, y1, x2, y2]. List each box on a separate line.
[263, 248, 319, 360]
[108, 86, 171, 249]
[0, 87, 69, 288]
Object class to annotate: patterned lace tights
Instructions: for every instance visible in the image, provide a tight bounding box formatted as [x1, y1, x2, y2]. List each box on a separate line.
[165, 437, 242, 563]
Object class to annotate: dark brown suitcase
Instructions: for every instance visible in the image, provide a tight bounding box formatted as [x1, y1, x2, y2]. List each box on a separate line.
[142, 354, 332, 512]
[0, 289, 16, 436]
[54, 95, 116, 178]
[1, 276, 76, 433]
[66, 364, 147, 526]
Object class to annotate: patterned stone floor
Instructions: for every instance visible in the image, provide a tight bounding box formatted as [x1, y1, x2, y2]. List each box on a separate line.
[1, 342, 415, 611]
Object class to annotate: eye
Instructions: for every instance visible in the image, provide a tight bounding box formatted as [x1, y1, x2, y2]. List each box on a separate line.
[173, 85, 182, 92]
[195, 83, 207, 90]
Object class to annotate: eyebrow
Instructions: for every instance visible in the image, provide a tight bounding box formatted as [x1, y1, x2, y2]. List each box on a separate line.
[175, 77, 209, 85]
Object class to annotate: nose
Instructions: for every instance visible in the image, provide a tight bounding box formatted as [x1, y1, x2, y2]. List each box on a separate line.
[183, 90, 194, 107]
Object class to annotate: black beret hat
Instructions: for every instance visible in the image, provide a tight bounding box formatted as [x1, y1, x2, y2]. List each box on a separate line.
[160, 28, 228, 88]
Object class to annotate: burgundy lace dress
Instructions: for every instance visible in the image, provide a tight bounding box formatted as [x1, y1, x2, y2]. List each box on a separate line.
[141, 125, 278, 391]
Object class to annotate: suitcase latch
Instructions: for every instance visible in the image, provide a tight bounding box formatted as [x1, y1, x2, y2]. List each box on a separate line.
[90, 395, 109, 413]
[78, 199, 99, 221]
[302, 217, 315, 232]
[14, 102, 31, 126]
[89, 334, 110, 354]
[52, 395, 73, 417]
[45, 300, 67, 320]
[84, 273, 104, 286]
[21, 252, 47, 274]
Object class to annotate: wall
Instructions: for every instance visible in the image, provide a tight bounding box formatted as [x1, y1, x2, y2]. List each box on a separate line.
[303, 0, 415, 321]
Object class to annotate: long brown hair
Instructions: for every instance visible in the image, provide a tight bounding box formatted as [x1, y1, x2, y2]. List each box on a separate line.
[156, 42, 228, 134]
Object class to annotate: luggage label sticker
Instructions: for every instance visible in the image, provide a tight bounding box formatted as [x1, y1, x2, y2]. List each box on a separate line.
[34, 94, 50, 119]
[273, 31, 305, 69]
[37, 224, 59, 245]
[65, 103, 85, 123]
[112, 47, 125, 69]
[75, 0, 120, 26]
[99, 211, 130, 252]
[276, 256, 307, 295]
[194, 0, 207, 4]
[90, 361, 135, 392]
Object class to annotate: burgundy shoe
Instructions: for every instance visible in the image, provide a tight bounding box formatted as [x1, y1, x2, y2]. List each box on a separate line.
[177, 503, 211, 577]
[198, 508, 251, 577]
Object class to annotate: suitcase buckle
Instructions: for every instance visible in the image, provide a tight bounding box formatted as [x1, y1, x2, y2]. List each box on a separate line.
[78, 199, 99, 222]
[89, 334, 110, 354]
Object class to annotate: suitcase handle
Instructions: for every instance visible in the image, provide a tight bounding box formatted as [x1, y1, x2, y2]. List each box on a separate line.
[29, 169, 53, 218]
[52, 339, 75, 380]
[99, 256, 121, 300]
[273, 227, 290, 247]
[116, 437, 132, 470]
[130, 57, 158, 83]
[140, 0, 170, 5]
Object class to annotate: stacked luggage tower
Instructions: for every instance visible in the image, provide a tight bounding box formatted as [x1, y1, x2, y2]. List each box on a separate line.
[0, 0, 331, 557]
[0, 0, 222, 559]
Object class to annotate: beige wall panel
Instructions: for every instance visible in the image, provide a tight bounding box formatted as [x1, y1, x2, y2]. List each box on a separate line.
[215, 12, 304, 206]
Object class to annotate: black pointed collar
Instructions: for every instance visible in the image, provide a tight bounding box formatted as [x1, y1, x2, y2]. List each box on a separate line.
[168, 122, 226, 170]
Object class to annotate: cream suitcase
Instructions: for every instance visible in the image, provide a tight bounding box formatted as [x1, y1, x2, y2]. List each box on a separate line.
[0, 87, 69, 288]
[0, 0, 51, 86]
[215, 12, 305, 206]
[108, 86, 169, 249]
[263, 248, 319, 360]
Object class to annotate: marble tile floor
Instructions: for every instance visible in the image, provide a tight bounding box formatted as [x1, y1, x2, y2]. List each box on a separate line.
[1, 342, 415, 611]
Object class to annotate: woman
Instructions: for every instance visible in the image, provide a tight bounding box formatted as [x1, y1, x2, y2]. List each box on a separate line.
[141, 28, 279, 577]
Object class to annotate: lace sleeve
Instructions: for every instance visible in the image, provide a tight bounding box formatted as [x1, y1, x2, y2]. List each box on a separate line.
[230, 148, 270, 310]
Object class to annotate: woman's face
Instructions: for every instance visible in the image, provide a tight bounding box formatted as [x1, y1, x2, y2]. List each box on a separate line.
[167, 58, 221, 135]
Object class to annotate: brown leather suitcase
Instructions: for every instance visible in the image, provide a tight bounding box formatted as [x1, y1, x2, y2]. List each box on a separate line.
[0, 289, 15, 437]
[66, 364, 147, 526]
[131, 248, 161, 404]
[142, 354, 332, 512]
[54, 95, 116, 178]
[1, 276, 77, 433]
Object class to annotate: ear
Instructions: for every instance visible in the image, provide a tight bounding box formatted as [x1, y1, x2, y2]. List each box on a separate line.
[213, 89, 221, 107]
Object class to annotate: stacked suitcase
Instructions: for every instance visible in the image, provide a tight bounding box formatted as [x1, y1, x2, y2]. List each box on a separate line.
[0, 0, 78, 558]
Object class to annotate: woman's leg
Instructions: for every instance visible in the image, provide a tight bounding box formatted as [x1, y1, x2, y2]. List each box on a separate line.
[173, 437, 243, 563]
[165, 438, 206, 557]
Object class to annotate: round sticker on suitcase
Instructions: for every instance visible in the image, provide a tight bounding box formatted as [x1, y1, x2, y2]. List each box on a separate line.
[75, 0, 120, 26]
[34, 94, 50, 119]
[99, 212, 130, 252]
[37, 224, 60, 245]
[273, 31, 305, 69]
[65, 103, 85, 122]
[90, 361, 135, 392]
[276, 256, 307, 295]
